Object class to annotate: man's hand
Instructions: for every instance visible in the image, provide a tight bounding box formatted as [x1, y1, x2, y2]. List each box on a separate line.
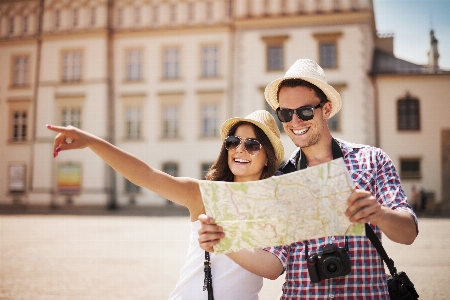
[345, 189, 385, 225]
[198, 214, 225, 252]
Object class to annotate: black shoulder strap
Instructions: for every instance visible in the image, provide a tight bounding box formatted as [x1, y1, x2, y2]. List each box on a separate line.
[203, 251, 214, 300]
[365, 223, 397, 277]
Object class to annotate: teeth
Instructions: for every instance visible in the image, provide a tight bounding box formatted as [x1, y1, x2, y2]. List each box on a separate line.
[235, 158, 249, 163]
[293, 128, 308, 135]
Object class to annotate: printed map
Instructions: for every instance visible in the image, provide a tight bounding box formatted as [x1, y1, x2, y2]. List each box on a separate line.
[199, 158, 365, 254]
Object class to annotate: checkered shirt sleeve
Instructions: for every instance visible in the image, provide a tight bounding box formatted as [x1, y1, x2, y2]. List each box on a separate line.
[264, 139, 418, 299]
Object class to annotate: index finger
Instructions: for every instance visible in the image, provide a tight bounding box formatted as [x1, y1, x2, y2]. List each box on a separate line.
[46, 124, 70, 134]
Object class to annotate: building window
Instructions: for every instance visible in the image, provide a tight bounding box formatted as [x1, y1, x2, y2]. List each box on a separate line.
[61, 107, 82, 128]
[73, 9, 78, 27]
[13, 56, 29, 87]
[126, 50, 142, 81]
[201, 45, 219, 78]
[125, 107, 141, 139]
[91, 7, 97, 26]
[320, 43, 337, 68]
[152, 5, 159, 25]
[117, 8, 124, 27]
[11, 110, 27, 142]
[201, 104, 218, 137]
[314, 33, 342, 69]
[62, 51, 82, 82]
[400, 158, 421, 179]
[55, 10, 60, 29]
[134, 7, 141, 25]
[188, 3, 195, 22]
[226, 0, 233, 18]
[170, 4, 177, 23]
[163, 48, 180, 79]
[9, 17, 14, 35]
[23, 16, 28, 34]
[201, 162, 213, 179]
[327, 113, 340, 131]
[162, 105, 179, 138]
[398, 94, 420, 131]
[333, 0, 340, 11]
[125, 178, 140, 194]
[267, 45, 283, 71]
[262, 36, 289, 72]
[280, 0, 287, 15]
[206, 1, 213, 20]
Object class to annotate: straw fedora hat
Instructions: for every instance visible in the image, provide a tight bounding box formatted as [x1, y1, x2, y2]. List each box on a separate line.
[264, 59, 342, 118]
[220, 110, 285, 166]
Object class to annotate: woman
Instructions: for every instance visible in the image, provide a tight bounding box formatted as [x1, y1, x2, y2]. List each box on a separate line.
[47, 110, 284, 300]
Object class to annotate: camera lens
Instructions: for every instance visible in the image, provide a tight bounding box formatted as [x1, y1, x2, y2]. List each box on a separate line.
[321, 257, 343, 278]
[327, 263, 337, 273]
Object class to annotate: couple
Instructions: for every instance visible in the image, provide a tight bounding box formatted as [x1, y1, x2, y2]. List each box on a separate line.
[47, 59, 418, 299]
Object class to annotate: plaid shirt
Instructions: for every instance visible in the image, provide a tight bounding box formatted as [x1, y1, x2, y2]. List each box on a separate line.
[265, 138, 418, 300]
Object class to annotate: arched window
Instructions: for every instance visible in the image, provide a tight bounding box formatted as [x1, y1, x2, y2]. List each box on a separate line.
[397, 93, 420, 131]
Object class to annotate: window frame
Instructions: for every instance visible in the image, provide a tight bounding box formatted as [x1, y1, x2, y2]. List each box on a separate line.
[313, 32, 342, 69]
[125, 48, 143, 82]
[61, 49, 83, 83]
[159, 93, 183, 140]
[397, 94, 420, 131]
[162, 46, 181, 80]
[200, 44, 220, 78]
[261, 35, 289, 72]
[8, 100, 30, 143]
[399, 157, 422, 179]
[11, 54, 30, 88]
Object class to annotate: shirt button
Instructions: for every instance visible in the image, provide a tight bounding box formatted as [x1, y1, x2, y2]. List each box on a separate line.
[329, 295, 334, 298]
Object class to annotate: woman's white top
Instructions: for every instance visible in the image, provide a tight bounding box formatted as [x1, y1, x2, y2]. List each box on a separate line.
[168, 220, 263, 300]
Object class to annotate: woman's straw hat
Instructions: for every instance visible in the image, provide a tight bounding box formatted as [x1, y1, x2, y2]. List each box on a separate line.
[264, 59, 342, 118]
[220, 110, 285, 166]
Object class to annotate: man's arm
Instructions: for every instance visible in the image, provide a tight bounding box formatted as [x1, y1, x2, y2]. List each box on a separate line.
[198, 214, 284, 280]
[345, 189, 417, 245]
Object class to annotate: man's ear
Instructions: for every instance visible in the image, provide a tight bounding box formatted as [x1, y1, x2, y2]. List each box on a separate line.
[323, 101, 333, 119]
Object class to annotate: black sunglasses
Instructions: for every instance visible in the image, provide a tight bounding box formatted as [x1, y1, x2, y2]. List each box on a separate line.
[276, 102, 325, 123]
[224, 135, 262, 156]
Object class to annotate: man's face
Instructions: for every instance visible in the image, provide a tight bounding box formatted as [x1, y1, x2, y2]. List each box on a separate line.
[278, 85, 330, 148]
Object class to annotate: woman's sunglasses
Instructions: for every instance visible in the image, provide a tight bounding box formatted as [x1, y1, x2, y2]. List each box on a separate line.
[224, 135, 262, 156]
[275, 102, 325, 123]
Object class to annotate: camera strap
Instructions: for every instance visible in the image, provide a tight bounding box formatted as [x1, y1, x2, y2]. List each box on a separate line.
[203, 251, 214, 300]
[365, 223, 397, 277]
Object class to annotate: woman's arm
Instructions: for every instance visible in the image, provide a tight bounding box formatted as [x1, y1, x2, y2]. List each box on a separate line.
[47, 125, 204, 219]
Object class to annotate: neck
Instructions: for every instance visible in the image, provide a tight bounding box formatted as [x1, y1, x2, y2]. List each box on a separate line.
[301, 133, 334, 167]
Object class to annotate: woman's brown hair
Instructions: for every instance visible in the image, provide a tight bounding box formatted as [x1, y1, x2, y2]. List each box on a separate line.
[205, 121, 278, 182]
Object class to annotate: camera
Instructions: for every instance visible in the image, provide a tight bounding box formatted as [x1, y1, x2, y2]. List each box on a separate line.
[306, 243, 351, 283]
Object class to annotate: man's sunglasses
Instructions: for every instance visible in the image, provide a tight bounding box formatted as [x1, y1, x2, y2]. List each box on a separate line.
[275, 102, 325, 123]
[224, 135, 262, 156]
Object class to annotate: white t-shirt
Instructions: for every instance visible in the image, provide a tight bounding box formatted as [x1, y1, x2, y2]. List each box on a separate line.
[169, 221, 263, 300]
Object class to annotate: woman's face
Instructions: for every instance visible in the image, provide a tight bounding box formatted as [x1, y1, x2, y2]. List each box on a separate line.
[227, 124, 268, 182]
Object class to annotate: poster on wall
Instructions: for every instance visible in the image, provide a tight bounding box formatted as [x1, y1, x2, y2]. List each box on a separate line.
[9, 163, 26, 193]
[57, 163, 81, 194]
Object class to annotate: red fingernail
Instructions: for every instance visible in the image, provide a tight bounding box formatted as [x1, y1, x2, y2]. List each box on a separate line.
[53, 152, 56, 158]
[56, 147, 61, 152]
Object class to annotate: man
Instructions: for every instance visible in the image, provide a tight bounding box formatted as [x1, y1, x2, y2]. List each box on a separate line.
[198, 59, 418, 299]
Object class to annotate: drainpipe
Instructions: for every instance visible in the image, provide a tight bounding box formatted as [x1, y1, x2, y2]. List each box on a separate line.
[106, 0, 117, 209]
[30, 0, 44, 196]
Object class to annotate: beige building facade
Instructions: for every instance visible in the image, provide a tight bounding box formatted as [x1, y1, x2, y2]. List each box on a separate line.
[1, 0, 449, 211]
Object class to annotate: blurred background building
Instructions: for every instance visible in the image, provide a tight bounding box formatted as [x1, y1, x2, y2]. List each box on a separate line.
[1, 0, 449, 212]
